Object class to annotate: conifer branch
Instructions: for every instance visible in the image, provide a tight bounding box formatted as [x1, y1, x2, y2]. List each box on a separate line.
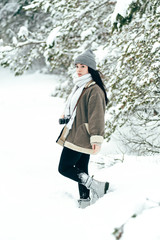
[113, 199, 160, 239]
[1, 40, 46, 53]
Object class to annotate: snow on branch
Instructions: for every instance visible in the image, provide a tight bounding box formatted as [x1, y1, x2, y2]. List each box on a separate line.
[46, 26, 61, 47]
[112, 198, 160, 240]
[0, 39, 46, 53]
[111, 0, 135, 24]
[63, 0, 116, 27]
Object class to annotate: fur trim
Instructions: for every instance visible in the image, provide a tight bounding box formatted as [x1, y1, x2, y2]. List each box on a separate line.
[90, 135, 104, 144]
[64, 141, 97, 155]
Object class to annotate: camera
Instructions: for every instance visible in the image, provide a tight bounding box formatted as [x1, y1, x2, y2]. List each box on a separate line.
[59, 117, 70, 125]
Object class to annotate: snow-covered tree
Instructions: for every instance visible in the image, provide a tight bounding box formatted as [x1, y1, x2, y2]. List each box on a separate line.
[0, 0, 116, 75]
[0, 0, 51, 75]
[0, 0, 159, 154]
[103, 0, 160, 154]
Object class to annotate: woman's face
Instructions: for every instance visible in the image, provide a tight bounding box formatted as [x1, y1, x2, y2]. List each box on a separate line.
[76, 64, 88, 77]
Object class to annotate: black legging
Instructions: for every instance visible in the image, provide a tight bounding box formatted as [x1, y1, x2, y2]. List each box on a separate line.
[58, 147, 90, 199]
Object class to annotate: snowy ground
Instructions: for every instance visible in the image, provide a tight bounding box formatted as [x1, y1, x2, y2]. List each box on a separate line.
[0, 67, 160, 240]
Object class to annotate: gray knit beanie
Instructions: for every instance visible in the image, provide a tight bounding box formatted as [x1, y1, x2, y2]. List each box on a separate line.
[74, 49, 96, 70]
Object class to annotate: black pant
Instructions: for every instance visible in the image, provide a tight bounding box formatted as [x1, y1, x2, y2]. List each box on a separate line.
[58, 147, 90, 199]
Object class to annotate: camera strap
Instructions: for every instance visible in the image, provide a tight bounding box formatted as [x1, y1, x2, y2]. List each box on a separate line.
[72, 80, 93, 113]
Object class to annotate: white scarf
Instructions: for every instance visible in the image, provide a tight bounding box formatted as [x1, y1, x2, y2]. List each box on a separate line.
[64, 73, 92, 130]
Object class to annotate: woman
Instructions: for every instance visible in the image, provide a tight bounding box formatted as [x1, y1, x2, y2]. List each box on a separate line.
[56, 49, 109, 208]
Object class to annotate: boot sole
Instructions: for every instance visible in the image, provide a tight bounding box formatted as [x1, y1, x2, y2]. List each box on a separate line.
[78, 199, 90, 209]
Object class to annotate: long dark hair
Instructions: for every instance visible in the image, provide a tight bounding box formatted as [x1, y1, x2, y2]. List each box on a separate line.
[88, 67, 108, 105]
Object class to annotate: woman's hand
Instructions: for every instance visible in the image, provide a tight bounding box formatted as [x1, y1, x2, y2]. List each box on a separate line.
[92, 144, 101, 154]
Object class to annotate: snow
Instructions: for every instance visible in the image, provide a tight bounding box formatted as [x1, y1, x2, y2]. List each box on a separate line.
[18, 26, 29, 39]
[46, 26, 61, 46]
[111, 0, 136, 23]
[0, 39, 3, 46]
[12, 36, 18, 46]
[0, 46, 13, 52]
[95, 46, 108, 62]
[0, 2, 19, 16]
[0, 67, 160, 240]
[81, 28, 96, 40]
[151, 42, 160, 53]
[157, 6, 160, 13]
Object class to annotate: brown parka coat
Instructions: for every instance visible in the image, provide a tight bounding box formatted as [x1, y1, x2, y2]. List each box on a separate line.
[57, 81, 106, 154]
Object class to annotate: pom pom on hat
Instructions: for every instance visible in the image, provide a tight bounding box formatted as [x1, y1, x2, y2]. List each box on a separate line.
[74, 49, 96, 70]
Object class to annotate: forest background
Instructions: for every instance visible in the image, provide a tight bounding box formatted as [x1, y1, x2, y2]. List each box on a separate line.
[0, 0, 160, 155]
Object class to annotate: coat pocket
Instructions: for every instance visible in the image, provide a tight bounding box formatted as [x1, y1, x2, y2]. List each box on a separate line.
[74, 123, 91, 148]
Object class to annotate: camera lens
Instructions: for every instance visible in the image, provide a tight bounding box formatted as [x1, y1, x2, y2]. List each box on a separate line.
[59, 118, 64, 124]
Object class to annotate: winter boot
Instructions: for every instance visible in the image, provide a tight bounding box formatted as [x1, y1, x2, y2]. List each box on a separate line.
[79, 173, 109, 199]
[78, 198, 90, 209]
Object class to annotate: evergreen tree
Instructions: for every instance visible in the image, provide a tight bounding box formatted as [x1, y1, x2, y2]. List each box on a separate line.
[0, 0, 159, 154]
[0, 0, 115, 75]
[0, 0, 51, 75]
[102, 0, 160, 154]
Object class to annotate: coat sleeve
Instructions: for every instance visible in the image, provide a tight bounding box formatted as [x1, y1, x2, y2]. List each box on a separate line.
[88, 88, 106, 145]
